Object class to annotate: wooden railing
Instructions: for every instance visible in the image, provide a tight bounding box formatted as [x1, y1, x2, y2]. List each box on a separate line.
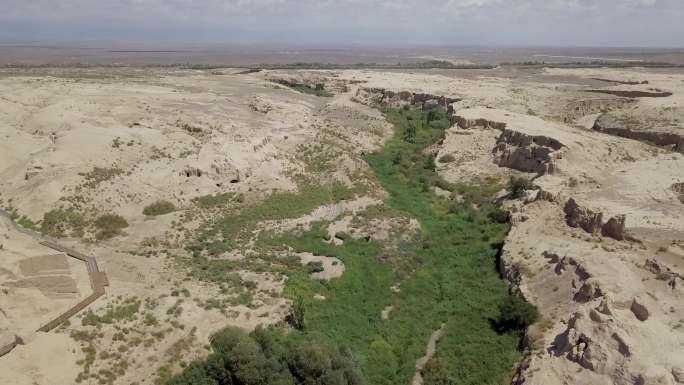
[0, 209, 108, 334]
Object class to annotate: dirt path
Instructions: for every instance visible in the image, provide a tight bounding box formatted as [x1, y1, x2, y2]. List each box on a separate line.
[412, 323, 445, 385]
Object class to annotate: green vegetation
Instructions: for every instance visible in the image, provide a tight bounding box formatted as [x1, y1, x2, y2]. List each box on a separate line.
[508, 176, 532, 199]
[17, 215, 37, 230]
[495, 295, 539, 332]
[171, 106, 531, 385]
[274, 107, 523, 385]
[143, 200, 177, 216]
[94, 214, 129, 240]
[41, 208, 87, 238]
[189, 182, 354, 256]
[438, 153, 456, 163]
[167, 327, 363, 385]
[277, 81, 333, 97]
[82, 297, 141, 326]
[194, 192, 236, 209]
[79, 167, 124, 189]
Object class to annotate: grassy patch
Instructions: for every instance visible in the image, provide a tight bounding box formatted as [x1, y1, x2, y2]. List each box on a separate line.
[189, 182, 355, 257]
[193, 192, 235, 209]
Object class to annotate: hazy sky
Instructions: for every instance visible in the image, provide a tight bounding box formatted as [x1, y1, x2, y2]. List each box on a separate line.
[1, 0, 682, 47]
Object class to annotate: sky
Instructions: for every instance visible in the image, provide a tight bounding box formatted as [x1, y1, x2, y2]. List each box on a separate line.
[1, 0, 683, 47]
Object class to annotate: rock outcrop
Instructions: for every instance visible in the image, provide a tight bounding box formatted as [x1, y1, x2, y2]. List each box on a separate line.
[630, 297, 649, 321]
[563, 199, 631, 241]
[593, 114, 684, 153]
[564, 198, 603, 234]
[355, 88, 460, 110]
[453, 115, 507, 131]
[601, 215, 626, 241]
[493, 129, 563, 175]
[585, 89, 673, 98]
[672, 183, 684, 203]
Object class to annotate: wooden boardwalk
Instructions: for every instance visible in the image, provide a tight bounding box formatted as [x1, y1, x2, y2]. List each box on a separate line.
[0, 209, 108, 334]
[36, 241, 109, 332]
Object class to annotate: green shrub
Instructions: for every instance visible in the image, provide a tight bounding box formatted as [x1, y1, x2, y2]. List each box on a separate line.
[41, 208, 87, 238]
[508, 176, 531, 198]
[17, 216, 37, 230]
[422, 358, 451, 385]
[288, 296, 306, 331]
[287, 83, 333, 97]
[306, 261, 324, 274]
[438, 154, 456, 163]
[496, 295, 539, 332]
[143, 200, 176, 216]
[167, 327, 364, 385]
[94, 214, 129, 240]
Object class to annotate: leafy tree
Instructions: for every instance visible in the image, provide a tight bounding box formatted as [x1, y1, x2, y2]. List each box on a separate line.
[422, 358, 451, 385]
[508, 176, 531, 199]
[404, 123, 416, 143]
[166, 327, 364, 385]
[496, 295, 539, 332]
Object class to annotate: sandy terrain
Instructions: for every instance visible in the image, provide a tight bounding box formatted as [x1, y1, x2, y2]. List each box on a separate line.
[0, 64, 682, 385]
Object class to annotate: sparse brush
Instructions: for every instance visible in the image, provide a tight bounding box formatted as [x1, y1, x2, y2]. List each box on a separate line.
[143, 200, 176, 216]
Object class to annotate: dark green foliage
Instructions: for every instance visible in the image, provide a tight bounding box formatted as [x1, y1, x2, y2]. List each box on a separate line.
[41, 208, 87, 238]
[381, 108, 453, 195]
[287, 296, 306, 331]
[17, 216, 37, 230]
[421, 358, 451, 385]
[438, 154, 456, 163]
[167, 327, 364, 385]
[495, 295, 539, 332]
[508, 176, 532, 199]
[307, 261, 325, 273]
[285, 82, 333, 97]
[143, 200, 176, 216]
[94, 213, 129, 240]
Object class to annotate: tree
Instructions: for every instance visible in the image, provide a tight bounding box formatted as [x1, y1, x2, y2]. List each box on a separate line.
[404, 124, 417, 143]
[496, 295, 539, 332]
[508, 176, 531, 199]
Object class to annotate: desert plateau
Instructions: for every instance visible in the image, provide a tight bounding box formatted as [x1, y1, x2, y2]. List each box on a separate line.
[0, 52, 683, 385]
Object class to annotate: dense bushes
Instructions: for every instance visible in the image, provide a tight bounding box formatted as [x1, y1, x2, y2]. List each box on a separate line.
[495, 295, 539, 332]
[143, 200, 176, 216]
[41, 208, 87, 238]
[167, 327, 364, 385]
[508, 176, 532, 199]
[94, 214, 129, 240]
